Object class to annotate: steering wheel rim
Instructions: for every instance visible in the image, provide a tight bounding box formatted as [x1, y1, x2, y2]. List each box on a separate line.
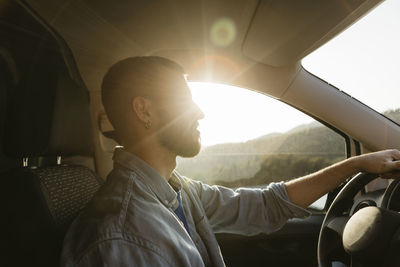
[318, 172, 378, 267]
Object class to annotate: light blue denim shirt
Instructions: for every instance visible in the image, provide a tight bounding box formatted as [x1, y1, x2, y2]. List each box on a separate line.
[61, 148, 310, 267]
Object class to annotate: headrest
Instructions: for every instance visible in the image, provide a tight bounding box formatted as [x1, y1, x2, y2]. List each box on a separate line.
[3, 30, 92, 158]
[0, 55, 19, 171]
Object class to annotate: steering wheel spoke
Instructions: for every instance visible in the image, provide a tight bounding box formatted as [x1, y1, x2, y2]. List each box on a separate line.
[326, 216, 349, 237]
[318, 173, 378, 267]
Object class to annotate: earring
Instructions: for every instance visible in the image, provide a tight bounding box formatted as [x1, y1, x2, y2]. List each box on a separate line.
[144, 121, 152, 129]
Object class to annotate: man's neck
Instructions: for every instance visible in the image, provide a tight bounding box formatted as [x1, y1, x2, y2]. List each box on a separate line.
[125, 143, 176, 182]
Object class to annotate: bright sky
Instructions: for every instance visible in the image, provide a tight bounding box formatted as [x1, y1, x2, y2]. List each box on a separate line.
[188, 82, 314, 147]
[189, 0, 399, 147]
[303, 0, 400, 112]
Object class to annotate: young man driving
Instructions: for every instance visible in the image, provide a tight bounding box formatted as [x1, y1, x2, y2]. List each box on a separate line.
[61, 56, 400, 267]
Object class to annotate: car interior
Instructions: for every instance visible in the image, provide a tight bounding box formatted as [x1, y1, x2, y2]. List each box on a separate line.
[0, 0, 399, 266]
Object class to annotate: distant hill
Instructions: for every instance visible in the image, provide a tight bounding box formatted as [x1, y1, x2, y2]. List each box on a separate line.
[177, 108, 399, 187]
[215, 154, 333, 188]
[177, 121, 345, 185]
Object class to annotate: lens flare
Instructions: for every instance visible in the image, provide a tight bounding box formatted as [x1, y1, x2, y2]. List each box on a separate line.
[210, 18, 236, 48]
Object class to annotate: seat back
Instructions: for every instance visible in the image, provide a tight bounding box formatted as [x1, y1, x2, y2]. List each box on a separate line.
[0, 1, 103, 266]
[2, 165, 103, 267]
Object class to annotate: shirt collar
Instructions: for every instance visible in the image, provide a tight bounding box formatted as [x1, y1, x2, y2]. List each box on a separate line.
[113, 147, 181, 209]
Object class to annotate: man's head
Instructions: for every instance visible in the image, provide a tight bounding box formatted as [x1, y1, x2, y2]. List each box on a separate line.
[101, 56, 204, 157]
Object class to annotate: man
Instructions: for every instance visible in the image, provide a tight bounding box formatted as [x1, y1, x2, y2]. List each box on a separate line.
[61, 56, 400, 266]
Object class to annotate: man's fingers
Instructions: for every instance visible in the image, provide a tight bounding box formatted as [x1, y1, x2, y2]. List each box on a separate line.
[361, 149, 400, 174]
[391, 149, 400, 160]
[392, 160, 400, 170]
[383, 159, 400, 173]
[378, 149, 400, 179]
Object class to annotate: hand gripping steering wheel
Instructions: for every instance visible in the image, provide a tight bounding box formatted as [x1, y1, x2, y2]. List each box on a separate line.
[318, 173, 400, 267]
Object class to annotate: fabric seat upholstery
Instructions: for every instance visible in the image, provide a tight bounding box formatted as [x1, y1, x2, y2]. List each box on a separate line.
[2, 165, 103, 267]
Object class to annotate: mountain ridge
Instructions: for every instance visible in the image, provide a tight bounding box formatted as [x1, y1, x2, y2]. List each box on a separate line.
[177, 108, 400, 186]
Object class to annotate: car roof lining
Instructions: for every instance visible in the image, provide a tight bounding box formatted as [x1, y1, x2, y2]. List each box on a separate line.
[27, 0, 383, 95]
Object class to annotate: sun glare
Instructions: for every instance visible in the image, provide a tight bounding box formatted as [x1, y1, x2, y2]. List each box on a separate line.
[188, 82, 314, 147]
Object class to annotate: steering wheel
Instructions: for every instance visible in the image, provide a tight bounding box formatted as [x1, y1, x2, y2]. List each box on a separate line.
[318, 173, 400, 267]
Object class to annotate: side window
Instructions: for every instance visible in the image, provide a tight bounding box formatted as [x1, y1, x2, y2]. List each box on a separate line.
[177, 83, 346, 209]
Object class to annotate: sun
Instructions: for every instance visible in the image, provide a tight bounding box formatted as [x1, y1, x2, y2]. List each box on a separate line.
[188, 82, 314, 147]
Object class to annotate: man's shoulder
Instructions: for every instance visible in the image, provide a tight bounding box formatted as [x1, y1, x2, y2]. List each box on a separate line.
[61, 194, 192, 267]
[173, 171, 204, 190]
[174, 171, 219, 195]
[61, 170, 166, 264]
[61, 169, 197, 266]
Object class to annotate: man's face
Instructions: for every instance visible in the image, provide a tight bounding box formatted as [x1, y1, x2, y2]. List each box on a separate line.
[154, 77, 204, 157]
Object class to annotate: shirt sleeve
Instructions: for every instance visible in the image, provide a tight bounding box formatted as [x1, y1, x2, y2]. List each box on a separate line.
[72, 239, 174, 267]
[189, 180, 311, 235]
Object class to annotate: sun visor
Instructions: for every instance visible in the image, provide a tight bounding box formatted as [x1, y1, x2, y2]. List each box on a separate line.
[242, 0, 379, 66]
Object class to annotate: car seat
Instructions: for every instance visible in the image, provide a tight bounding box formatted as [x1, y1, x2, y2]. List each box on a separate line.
[0, 1, 103, 266]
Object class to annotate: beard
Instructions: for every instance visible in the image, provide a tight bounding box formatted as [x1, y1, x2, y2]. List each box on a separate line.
[157, 113, 202, 158]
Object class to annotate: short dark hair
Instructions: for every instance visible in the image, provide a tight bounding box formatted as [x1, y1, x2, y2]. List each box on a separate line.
[101, 56, 185, 144]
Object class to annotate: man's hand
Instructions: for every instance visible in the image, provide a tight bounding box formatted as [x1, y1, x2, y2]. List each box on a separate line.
[354, 149, 400, 179]
[285, 149, 400, 208]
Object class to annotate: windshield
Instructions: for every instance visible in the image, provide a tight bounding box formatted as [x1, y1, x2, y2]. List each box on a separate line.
[302, 0, 400, 123]
[187, 82, 314, 147]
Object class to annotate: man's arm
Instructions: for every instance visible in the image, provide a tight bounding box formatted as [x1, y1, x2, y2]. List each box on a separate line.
[285, 149, 400, 208]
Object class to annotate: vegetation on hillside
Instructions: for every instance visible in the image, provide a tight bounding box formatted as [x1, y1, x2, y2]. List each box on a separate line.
[177, 108, 400, 188]
[384, 108, 400, 124]
[177, 122, 345, 186]
[215, 154, 333, 188]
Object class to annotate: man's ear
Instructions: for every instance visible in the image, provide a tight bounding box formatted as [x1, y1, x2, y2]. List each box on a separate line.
[132, 96, 152, 123]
